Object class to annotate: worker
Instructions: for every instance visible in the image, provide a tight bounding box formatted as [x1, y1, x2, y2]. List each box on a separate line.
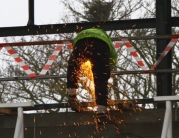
[67, 28, 117, 124]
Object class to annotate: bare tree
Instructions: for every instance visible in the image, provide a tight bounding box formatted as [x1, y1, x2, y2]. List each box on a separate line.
[62, 0, 142, 21]
[61, 0, 179, 109]
[0, 35, 70, 112]
[1, 0, 179, 111]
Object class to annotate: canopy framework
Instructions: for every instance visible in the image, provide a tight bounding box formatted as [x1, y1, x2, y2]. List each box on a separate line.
[0, 0, 175, 108]
[1, 35, 178, 79]
[0, 36, 178, 85]
[0, 69, 179, 81]
[0, 35, 179, 47]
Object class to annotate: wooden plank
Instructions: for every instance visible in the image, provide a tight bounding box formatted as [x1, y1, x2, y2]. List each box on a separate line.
[0, 109, 15, 115]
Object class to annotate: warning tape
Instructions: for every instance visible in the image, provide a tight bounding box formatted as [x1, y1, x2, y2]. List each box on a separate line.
[3, 37, 168, 78]
[114, 41, 123, 48]
[63, 41, 73, 49]
[40, 42, 124, 76]
[122, 38, 148, 71]
[4, 46, 36, 78]
[39, 45, 63, 76]
[20, 39, 148, 77]
[151, 38, 178, 70]
[1, 42, 72, 78]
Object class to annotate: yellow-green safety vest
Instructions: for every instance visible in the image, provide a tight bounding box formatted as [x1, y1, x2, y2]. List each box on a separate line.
[73, 28, 117, 67]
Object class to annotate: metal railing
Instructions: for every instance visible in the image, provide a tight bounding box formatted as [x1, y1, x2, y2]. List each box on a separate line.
[0, 35, 179, 47]
[0, 68, 179, 81]
[0, 102, 34, 138]
[154, 96, 179, 138]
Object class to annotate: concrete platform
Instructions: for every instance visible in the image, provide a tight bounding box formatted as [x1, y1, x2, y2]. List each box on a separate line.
[0, 109, 179, 138]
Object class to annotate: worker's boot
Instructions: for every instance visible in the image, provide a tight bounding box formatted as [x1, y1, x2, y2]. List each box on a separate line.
[67, 88, 81, 112]
[96, 112, 108, 124]
[95, 105, 112, 124]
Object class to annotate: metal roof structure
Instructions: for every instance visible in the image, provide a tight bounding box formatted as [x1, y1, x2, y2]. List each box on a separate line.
[0, 0, 177, 108]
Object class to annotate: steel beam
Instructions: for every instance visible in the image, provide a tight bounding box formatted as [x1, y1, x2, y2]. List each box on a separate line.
[156, 0, 172, 108]
[1, 17, 179, 37]
[0, 35, 179, 47]
[0, 18, 156, 37]
[0, 69, 179, 81]
[27, 0, 34, 26]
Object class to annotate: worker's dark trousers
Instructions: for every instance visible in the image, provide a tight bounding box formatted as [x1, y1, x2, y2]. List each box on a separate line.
[67, 38, 110, 106]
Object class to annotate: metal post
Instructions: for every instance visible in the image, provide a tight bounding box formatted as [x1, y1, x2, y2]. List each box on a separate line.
[156, 0, 172, 108]
[28, 0, 34, 25]
[14, 107, 24, 138]
[0, 102, 34, 138]
[161, 101, 172, 138]
[167, 101, 172, 138]
[154, 96, 179, 138]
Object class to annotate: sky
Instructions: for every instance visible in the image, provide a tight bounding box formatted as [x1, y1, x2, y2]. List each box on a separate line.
[0, 0, 69, 68]
[0, 0, 143, 28]
[0, 0, 66, 27]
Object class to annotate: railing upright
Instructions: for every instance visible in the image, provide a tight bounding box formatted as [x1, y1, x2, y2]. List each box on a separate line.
[0, 102, 34, 138]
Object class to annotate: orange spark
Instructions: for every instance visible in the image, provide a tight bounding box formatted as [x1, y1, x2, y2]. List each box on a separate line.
[132, 24, 136, 27]
[139, 108, 142, 111]
[40, 130, 42, 135]
[76, 25, 79, 29]
[80, 60, 95, 100]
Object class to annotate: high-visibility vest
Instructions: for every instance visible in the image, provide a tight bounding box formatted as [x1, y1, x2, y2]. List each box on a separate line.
[73, 28, 117, 66]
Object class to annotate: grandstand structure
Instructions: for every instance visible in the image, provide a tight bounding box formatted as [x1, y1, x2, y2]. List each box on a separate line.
[0, 0, 179, 138]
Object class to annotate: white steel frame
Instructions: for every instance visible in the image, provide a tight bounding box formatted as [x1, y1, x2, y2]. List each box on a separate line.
[154, 96, 179, 138]
[0, 102, 34, 138]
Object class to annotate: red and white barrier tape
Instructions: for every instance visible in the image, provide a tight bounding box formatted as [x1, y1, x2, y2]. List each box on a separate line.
[122, 38, 148, 71]
[5, 37, 174, 77]
[2, 43, 71, 77]
[4, 46, 36, 78]
[63, 41, 73, 49]
[151, 38, 178, 70]
[39, 45, 63, 76]
[114, 41, 123, 48]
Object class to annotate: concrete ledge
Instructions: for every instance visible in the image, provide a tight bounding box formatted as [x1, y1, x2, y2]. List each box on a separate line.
[154, 96, 179, 101]
[0, 109, 179, 138]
